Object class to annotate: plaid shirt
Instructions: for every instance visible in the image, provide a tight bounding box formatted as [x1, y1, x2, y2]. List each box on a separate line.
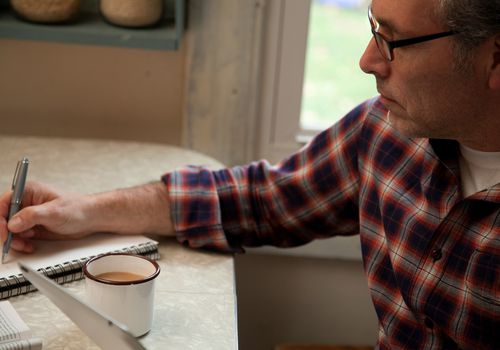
[163, 98, 499, 350]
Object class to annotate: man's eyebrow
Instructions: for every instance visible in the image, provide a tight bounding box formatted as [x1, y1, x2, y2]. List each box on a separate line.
[373, 14, 403, 35]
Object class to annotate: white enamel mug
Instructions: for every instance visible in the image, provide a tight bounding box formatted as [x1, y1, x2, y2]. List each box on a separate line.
[83, 253, 160, 337]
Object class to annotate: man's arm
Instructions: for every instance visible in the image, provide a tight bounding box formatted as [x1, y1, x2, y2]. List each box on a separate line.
[87, 182, 173, 236]
[1, 100, 376, 254]
[0, 181, 174, 253]
[164, 100, 375, 252]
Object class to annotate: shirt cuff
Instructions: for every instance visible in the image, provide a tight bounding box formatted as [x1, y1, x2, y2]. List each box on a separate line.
[162, 166, 241, 253]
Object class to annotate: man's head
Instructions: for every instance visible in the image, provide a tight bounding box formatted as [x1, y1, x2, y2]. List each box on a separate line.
[435, 0, 500, 71]
[360, 0, 500, 151]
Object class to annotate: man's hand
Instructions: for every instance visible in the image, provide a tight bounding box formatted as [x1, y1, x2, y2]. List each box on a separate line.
[0, 182, 96, 253]
[0, 181, 174, 253]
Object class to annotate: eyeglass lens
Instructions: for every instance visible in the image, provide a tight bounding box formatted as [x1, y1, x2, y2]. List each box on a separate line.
[368, 6, 391, 60]
[372, 32, 392, 60]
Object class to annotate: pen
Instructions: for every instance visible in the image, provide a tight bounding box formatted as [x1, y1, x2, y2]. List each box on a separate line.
[2, 157, 29, 264]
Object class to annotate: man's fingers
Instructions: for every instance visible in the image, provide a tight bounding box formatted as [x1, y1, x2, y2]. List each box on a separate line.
[18, 229, 35, 239]
[23, 181, 64, 206]
[0, 191, 12, 218]
[0, 191, 12, 244]
[6, 214, 25, 233]
[0, 216, 7, 243]
[10, 237, 34, 253]
[7, 205, 47, 233]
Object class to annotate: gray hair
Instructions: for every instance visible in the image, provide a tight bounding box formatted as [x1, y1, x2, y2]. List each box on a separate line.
[435, 0, 500, 68]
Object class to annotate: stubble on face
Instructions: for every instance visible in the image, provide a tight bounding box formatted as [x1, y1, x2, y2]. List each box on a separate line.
[388, 49, 487, 145]
[365, 0, 492, 147]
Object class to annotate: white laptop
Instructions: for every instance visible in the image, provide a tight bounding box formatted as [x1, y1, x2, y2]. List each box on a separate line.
[19, 262, 146, 350]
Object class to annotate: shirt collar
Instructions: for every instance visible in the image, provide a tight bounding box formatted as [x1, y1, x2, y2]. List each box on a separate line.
[427, 139, 500, 203]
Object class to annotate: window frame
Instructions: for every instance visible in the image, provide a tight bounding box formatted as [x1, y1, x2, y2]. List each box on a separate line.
[256, 0, 312, 163]
[255, 0, 363, 260]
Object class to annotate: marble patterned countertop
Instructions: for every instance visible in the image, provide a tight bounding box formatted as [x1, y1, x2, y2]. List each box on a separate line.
[0, 135, 237, 350]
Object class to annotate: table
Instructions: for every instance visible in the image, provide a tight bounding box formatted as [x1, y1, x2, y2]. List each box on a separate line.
[0, 135, 237, 350]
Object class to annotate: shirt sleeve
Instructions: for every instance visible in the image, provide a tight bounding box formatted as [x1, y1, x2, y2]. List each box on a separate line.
[162, 100, 374, 253]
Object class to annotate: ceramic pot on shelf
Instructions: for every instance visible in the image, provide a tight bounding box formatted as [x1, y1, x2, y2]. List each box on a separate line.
[10, 0, 82, 24]
[100, 0, 164, 28]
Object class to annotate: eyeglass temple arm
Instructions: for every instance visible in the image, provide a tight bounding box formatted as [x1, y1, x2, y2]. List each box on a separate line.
[389, 31, 456, 49]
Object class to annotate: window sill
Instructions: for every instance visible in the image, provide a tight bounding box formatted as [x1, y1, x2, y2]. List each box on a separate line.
[0, 0, 184, 50]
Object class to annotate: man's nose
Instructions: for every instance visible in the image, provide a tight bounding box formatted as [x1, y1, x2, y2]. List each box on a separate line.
[359, 37, 390, 78]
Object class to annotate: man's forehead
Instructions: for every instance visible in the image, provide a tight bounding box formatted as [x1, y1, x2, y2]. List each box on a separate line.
[370, 0, 441, 34]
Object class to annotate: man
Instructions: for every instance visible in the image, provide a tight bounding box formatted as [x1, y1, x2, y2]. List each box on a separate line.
[1, 0, 499, 348]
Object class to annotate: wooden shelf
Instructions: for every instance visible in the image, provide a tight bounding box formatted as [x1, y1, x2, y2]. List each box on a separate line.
[0, 0, 184, 50]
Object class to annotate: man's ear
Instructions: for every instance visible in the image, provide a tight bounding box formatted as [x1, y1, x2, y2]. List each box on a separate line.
[488, 34, 500, 90]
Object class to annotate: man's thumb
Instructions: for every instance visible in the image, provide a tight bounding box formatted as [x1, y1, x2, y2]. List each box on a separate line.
[7, 215, 24, 232]
[8, 206, 41, 233]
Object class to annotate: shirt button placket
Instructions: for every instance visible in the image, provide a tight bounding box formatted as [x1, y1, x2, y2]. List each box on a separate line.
[431, 248, 442, 262]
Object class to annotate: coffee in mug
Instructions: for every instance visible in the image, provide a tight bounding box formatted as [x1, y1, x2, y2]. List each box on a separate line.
[94, 271, 146, 282]
[83, 253, 160, 337]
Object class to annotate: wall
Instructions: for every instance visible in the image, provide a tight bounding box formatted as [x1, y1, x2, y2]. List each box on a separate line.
[0, 39, 185, 144]
[182, 0, 264, 166]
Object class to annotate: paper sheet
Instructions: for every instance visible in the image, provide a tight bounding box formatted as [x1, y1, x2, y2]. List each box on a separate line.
[0, 300, 42, 350]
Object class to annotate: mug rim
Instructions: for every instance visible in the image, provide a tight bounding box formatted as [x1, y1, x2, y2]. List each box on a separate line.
[83, 253, 160, 285]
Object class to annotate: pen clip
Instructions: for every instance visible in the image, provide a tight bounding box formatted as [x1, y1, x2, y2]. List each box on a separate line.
[11, 161, 21, 190]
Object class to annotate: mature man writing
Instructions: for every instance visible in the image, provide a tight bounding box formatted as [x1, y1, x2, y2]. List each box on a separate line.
[1, 0, 499, 349]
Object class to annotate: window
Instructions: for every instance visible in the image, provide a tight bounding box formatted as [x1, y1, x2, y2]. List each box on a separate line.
[301, 0, 375, 132]
[257, 0, 376, 163]
[253, 0, 374, 260]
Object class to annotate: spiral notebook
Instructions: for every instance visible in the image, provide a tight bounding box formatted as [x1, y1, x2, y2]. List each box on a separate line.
[0, 234, 159, 300]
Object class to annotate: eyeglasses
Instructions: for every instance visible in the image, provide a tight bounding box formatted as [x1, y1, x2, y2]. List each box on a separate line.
[368, 5, 457, 61]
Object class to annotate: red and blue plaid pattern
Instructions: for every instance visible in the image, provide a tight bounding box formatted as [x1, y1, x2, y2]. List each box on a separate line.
[163, 97, 499, 349]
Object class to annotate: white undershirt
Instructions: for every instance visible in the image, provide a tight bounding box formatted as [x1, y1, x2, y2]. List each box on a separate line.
[459, 144, 500, 197]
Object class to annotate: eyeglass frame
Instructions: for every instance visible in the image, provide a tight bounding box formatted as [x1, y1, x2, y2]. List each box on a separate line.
[368, 5, 457, 61]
